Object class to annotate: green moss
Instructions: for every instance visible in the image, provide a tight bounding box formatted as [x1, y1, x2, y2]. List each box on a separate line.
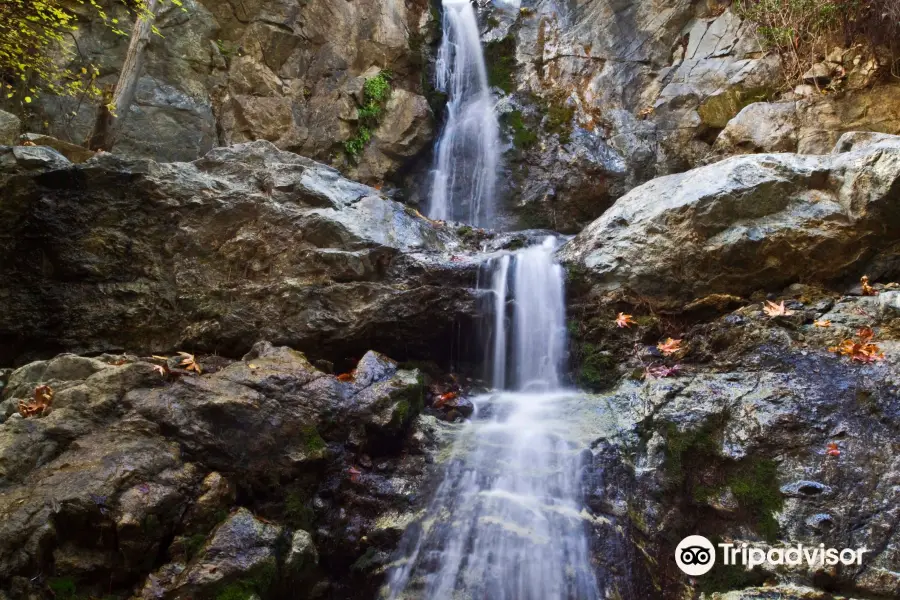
[184, 533, 208, 560]
[393, 399, 411, 425]
[48, 577, 77, 599]
[285, 490, 315, 530]
[487, 16, 500, 29]
[456, 225, 476, 241]
[697, 86, 774, 128]
[697, 562, 768, 594]
[727, 458, 783, 542]
[484, 36, 517, 94]
[215, 559, 277, 600]
[544, 97, 575, 144]
[575, 343, 619, 391]
[500, 109, 538, 150]
[301, 425, 326, 454]
[662, 418, 783, 542]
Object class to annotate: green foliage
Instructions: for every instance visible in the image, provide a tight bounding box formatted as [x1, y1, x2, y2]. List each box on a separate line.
[500, 109, 538, 149]
[344, 70, 393, 161]
[48, 577, 77, 599]
[0, 0, 182, 106]
[544, 98, 575, 144]
[484, 36, 517, 94]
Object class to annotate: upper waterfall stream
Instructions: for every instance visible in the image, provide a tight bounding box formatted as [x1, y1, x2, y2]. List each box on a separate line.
[426, 0, 500, 227]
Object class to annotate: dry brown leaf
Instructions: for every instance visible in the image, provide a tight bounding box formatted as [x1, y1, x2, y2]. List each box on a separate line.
[177, 351, 202, 374]
[763, 300, 793, 317]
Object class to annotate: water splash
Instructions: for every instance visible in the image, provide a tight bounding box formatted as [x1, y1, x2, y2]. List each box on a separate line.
[384, 238, 600, 600]
[426, 0, 501, 227]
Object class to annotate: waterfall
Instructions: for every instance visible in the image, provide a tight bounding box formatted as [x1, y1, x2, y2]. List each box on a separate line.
[384, 238, 601, 600]
[426, 0, 501, 227]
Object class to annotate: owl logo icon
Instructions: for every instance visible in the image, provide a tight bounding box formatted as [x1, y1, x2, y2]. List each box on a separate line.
[675, 535, 716, 576]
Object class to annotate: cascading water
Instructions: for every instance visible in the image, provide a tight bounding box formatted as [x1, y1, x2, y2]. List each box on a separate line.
[384, 238, 601, 600]
[426, 0, 501, 226]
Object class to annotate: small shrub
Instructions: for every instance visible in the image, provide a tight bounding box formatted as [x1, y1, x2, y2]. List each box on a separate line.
[484, 36, 517, 93]
[344, 71, 393, 161]
[735, 0, 900, 84]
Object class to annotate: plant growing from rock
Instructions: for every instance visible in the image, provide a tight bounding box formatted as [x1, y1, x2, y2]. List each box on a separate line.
[344, 70, 393, 162]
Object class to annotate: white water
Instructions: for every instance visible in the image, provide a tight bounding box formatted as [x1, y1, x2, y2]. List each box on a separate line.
[385, 239, 600, 600]
[426, 0, 501, 227]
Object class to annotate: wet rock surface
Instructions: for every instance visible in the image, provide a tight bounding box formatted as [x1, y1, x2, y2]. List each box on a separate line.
[0, 343, 449, 600]
[0, 140, 481, 366]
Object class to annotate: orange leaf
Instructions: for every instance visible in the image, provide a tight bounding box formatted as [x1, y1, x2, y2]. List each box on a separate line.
[337, 373, 353, 382]
[860, 275, 878, 296]
[616, 313, 636, 328]
[434, 391, 458, 409]
[826, 442, 840, 457]
[813, 319, 831, 328]
[657, 338, 683, 356]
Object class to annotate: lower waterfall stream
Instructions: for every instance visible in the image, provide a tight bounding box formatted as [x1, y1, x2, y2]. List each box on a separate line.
[384, 238, 601, 600]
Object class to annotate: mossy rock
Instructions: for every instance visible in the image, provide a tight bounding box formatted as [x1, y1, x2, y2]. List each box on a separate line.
[574, 343, 619, 391]
[485, 36, 517, 94]
[697, 87, 775, 128]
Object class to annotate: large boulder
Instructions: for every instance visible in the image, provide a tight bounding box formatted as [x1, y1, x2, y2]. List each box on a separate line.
[0, 140, 478, 365]
[561, 133, 900, 306]
[574, 289, 900, 598]
[0, 343, 448, 600]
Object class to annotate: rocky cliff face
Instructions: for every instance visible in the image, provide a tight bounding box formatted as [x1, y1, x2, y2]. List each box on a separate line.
[8, 0, 898, 228]
[14, 0, 439, 185]
[482, 0, 900, 231]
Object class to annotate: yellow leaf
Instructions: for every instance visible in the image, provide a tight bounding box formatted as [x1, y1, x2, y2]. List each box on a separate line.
[24, 96, 31, 103]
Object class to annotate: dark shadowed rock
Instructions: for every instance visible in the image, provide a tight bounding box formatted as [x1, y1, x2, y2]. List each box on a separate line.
[0, 141, 480, 366]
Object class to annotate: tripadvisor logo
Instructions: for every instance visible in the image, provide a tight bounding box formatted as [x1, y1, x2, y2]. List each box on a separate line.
[675, 536, 716, 576]
[675, 535, 869, 576]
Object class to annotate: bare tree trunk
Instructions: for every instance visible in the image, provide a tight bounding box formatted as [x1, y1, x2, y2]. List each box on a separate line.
[87, 0, 160, 151]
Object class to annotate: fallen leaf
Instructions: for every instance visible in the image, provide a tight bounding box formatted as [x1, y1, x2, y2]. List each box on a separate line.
[657, 338, 683, 356]
[813, 319, 832, 328]
[177, 351, 202, 374]
[826, 442, 841, 457]
[153, 365, 167, 376]
[348, 466, 362, 483]
[18, 385, 54, 418]
[829, 327, 885, 363]
[860, 275, 878, 296]
[645, 364, 681, 379]
[616, 313, 636, 328]
[763, 300, 793, 317]
[336, 373, 353, 382]
[248, 363, 258, 370]
[434, 391, 458, 409]
[151, 355, 169, 361]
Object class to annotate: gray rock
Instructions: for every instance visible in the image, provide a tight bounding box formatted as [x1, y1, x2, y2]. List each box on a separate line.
[0, 140, 479, 365]
[11, 145, 70, 169]
[561, 134, 900, 305]
[715, 102, 799, 154]
[167, 508, 282, 598]
[284, 529, 318, 578]
[0, 111, 20, 145]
